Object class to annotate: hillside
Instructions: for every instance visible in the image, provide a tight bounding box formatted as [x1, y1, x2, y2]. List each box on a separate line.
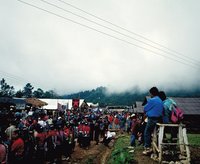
[63, 86, 200, 107]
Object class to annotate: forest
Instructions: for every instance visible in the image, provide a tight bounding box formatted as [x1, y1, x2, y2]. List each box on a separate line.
[1, 78, 200, 106]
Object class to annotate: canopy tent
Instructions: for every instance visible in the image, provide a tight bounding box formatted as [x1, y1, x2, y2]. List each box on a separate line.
[25, 98, 48, 108]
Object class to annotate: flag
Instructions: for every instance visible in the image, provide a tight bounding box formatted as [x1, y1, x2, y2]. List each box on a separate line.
[72, 99, 79, 109]
[57, 102, 62, 111]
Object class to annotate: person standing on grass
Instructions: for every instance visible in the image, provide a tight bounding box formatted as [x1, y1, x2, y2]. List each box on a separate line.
[143, 87, 163, 155]
[129, 114, 140, 149]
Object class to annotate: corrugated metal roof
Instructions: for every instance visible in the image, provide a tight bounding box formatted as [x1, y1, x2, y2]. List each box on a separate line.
[133, 97, 200, 115]
[171, 97, 200, 115]
[134, 101, 144, 113]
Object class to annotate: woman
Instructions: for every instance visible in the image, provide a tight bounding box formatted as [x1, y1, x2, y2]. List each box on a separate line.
[159, 91, 178, 141]
[159, 91, 177, 124]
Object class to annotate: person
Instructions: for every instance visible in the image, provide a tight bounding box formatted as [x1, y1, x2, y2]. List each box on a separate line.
[9, 129, 25, 164]
[137, 117, 147, 146]
[159, 91, 178, 141]
[0, 136, 8, 164]
[129, 114, 139, 148]
[5, 120, 17, 145]
[94, 120, 100, 145]
[143, 87, 163, 155]
[102, 129, 116, 147]
[159, 91, 177, 124]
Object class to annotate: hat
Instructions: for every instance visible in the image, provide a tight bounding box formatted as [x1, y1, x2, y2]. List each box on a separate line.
[130, 114, 136, 117]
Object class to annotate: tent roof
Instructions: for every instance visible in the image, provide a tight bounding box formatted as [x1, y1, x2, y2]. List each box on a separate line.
[25, 98, 48, 108]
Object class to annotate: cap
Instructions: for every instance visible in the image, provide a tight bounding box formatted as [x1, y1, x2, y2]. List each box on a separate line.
[131, 114, 136, 117]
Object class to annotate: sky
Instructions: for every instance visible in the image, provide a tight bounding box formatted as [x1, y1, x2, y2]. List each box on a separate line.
[0, 0, 200, 95]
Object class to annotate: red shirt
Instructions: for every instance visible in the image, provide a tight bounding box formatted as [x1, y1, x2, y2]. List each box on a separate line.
[108, 116, 114, 123]
[83, 125, 90, 134]
[11, 138, 24, 157]
[0, 144, 6, 163]
[114, 118, 119, 124]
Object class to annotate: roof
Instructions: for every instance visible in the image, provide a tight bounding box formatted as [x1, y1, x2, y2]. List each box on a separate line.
[134, 101, 144, 113]
[136, 97, 200, 115]
[0, 97, 15, 104]
[0, 97, 26, 110]
[171, 97, 200, 115]
[25, 98, 48, 108]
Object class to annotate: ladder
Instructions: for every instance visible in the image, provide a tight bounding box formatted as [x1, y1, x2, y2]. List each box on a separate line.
[152, 123, 190, 163]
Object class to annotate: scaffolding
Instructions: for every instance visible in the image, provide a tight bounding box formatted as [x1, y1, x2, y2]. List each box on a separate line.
[152, 123, 190, 164]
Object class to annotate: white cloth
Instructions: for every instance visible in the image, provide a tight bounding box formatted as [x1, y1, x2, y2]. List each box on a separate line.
[106, 131, 116, 139]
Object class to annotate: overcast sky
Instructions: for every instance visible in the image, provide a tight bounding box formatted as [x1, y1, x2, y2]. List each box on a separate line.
[1, 0, 200, 94]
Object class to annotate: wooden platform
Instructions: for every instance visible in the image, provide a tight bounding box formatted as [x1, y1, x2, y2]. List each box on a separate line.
[152, 123, 190, 163]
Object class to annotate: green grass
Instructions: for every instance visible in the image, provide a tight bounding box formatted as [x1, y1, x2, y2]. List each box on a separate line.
[187, 133, 200, 147]
[107, 134, 135, 164]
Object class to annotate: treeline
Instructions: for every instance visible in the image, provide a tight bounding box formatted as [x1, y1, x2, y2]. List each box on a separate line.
[64, 86, 200, 106]
[0, 78, 59, 98]
[1, 78, 200, 106]
[63, 86, 148, 106]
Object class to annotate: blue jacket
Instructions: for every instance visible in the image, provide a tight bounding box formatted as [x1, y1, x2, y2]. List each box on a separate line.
[163, 98, 176, 123]
[144, 96, 163, 118]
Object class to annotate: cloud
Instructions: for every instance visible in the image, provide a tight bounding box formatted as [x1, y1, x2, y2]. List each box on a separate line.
[0, 0, 200, 94]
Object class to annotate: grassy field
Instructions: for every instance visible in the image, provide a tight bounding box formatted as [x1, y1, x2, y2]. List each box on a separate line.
[107, 133, 200, 164]
[187, 133, 200, 147]
[107, 134, 135, 164]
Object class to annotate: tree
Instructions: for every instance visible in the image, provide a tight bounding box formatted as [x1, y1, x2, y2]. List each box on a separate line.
[23, 83, 34, 98]
[0, 78, 15, 97]
[44, 90, 58, 98]
[33, 88, 44, 98]
[15, 90, 24, 98]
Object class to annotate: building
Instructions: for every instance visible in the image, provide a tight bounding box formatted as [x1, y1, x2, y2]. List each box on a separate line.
[134, 96, 200, 131]
[39, 98, 84, 110]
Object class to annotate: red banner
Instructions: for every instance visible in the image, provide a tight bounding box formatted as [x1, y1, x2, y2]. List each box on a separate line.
[72, 99, 79, 109]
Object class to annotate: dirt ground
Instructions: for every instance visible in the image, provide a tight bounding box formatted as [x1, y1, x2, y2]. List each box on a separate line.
[190, 146, 200, 164]
[61, 135, 157, 164]
[133, 147, 158, 164]
[62, 140, 113, 164]
[62, 136, 200, 164]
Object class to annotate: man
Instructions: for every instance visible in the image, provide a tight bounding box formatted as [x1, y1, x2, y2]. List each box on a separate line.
[128, 114, 139, 149]
[102, 129, 116, 147]
[5, 120, 17, 143]
[10, 129, 25, 164]
[143, 87, 163, 155]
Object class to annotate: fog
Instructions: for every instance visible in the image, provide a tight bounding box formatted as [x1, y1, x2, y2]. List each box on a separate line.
[1, 0, 200, 94]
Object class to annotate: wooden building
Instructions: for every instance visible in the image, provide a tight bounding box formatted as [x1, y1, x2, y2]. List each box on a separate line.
[134, 97, 200, 131]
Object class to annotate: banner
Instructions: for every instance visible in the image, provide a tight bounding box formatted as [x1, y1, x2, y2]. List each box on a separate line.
[57, 102, 68, 111]
[57, 102, 62, 111]
[72, 99, 79, 109]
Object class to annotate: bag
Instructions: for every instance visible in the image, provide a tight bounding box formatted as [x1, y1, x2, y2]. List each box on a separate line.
[171, 106, 184, 123]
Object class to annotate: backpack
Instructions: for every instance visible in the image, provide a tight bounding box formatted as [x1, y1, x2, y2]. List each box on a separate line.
[171, 105, 184, 123]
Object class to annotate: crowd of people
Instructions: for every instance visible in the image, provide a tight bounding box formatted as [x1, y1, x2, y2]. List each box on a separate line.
[128, 87, 179, 155]
[0, 107, 135, 164]
[0, 86, 180, 163]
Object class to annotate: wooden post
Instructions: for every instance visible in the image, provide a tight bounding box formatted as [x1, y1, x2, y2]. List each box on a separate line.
[183, 128, 191, 163]
[158, 125, 164, 163]
[152, 127, 157, 154]
[179, 125, 184, 155]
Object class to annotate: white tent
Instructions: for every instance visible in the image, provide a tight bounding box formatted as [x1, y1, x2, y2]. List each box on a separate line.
[39, 99, 84, 110]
